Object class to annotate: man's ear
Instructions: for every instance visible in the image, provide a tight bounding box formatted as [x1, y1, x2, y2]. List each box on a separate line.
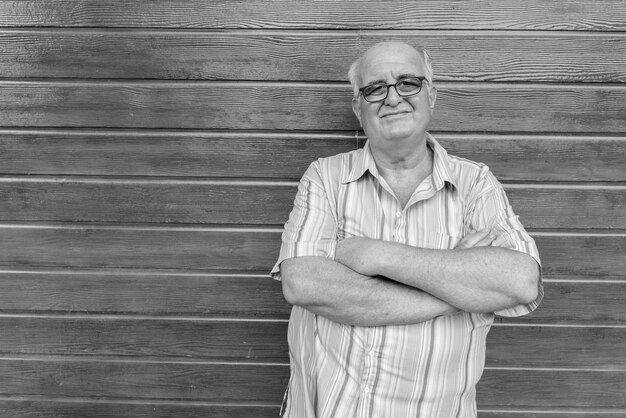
[351, 97, 362, 124]
[427, 85, 437, 113]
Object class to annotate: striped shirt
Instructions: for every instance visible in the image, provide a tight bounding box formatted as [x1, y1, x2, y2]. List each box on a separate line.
[271, 134, 542, 417]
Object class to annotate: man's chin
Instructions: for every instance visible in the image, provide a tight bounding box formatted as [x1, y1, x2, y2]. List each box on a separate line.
[380, 120, 414, 134]
[381, 128, 416, 141]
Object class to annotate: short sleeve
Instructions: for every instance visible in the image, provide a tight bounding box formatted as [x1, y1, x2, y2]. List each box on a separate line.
[466, 169, 543, 317]
[270, 162, 338, 281]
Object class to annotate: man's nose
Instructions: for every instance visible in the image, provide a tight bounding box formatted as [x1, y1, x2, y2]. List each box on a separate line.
[384, 86, 402, 106]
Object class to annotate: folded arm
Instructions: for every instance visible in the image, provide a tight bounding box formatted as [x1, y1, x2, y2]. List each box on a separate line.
[281, 256, 458, 326]
[335, 231, 540, 313]
[279, 231, 497, 326]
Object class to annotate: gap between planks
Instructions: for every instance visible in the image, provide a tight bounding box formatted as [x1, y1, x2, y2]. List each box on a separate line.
[4, 28, 626, 37]
[0, 176, 625, 189]
[0, 312, 623, 328]
[1, 79, 626, 89]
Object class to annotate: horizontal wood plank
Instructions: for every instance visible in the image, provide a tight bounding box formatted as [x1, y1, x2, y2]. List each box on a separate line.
[0, 317, 623, 369]
[1, 1, 624, 30]
[506, 186, 626, 230]
[0, 400, 622, 418]
[0, 226, 282, 271]
[0, 180, 624, 229]
[2, 270, 623, 324]
[0, 359, 289, 403]
[0, 180, 291, 225]
[0, 272, 289, 318]
[0, 317, 289, 363]
[2, 30, 626, 83]
[509, 281, 626, 325]
[0, 399, 280, 418]
[0, 359, 622, 408]
[436, 135, 626, 182]
[534, 234, 626, 278]
[0, 180, 297, 225]
[0, 272, 622, 324]
[485, 325, 626, 369]
[0, 130, 357, 179]
[476, 369, 626, 409]
[1, 130, 624, 182]
[1, 82, 625, 133]
[479, 412, 626, 417]
[0, 227, 622, 276]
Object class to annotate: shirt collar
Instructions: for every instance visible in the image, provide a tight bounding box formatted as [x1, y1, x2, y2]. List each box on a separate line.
[428, 133, 458, 191]
[341, 141, 379, 184]
[341, 133, 458, 191]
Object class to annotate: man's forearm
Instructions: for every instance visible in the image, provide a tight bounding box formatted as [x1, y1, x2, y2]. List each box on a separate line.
[385, 244, 539, 312]
[280, 256, 458, 326]
[336, 237, 540, 313]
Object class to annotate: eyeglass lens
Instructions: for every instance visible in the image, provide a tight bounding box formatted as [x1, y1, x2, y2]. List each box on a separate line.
[362, 78, 423, 102]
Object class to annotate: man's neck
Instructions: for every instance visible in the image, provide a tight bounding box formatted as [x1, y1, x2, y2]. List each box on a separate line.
[370, 135, 432, 172]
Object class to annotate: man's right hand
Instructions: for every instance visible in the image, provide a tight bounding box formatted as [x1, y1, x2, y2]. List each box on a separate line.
[455, 229, 496, 249]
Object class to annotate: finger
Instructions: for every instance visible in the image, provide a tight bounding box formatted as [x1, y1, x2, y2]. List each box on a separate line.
[471, 234, 496, 247]
[456, 229, 490, 249]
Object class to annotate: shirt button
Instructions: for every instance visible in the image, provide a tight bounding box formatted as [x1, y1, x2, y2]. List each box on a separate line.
[395, 212, 401, 217]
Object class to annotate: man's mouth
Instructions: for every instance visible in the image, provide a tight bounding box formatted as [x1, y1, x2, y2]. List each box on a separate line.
[381, 111, 410, 118]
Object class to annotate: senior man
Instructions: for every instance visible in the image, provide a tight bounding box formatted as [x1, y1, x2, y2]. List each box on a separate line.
[271, 41, 542, 417]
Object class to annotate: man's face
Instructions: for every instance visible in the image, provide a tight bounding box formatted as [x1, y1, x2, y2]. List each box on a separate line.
[352, 44, 437, 146]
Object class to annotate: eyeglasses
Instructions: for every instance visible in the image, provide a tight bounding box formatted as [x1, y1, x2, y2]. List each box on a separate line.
[358, 76, 427, 103]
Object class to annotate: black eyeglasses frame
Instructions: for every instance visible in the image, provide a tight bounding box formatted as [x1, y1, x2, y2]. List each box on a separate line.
[358, 76, 428, 103]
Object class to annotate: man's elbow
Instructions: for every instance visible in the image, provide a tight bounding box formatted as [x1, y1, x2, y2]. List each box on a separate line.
[281, 274, 300, 305]
[280, 259, 309, 306]
[514, 258, 541, 304]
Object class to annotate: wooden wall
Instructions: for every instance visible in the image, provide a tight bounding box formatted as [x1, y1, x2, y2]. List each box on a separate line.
[0, 1, 624, 416]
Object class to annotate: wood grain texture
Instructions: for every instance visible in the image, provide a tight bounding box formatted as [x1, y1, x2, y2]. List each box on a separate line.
[0, 227, 622, 275]
[1, 82, 625, 133]
[0, 359, 622, 408]
[0, 271, 289, 317]
[479, 412, 626, 418]
[0, 400, 621, 418]
[1, 130, 624, 182]
[476, 369, 626, 409]
[0, 180, 298, 225]
[0, 359, 289, 402]
[0, 316, 623, 369]
[0, 0, 622, 415]
[0, 130, 358, 179]
[508, 281, 626, 325]
[0, 226, 282, 271]
[435, 135, 626, 182]
[485, 325, 626, 369]
[1, 1, 624, 30]
[0, 400, 281, 418]
[3, 30, 626, 83]
[0, 271, 622, 324]
[534, 234, 626, 278]
[1, 180, 623, 229]
[506, 185, 626, 230]
[0, 317, 289, 363]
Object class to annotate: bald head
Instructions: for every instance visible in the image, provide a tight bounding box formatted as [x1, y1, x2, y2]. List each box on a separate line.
[348, 41, 433, 97]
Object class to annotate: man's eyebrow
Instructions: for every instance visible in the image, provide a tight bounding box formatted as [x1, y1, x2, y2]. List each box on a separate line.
[363, 78, 386, 86]
[397, 73, 421, 79]
[364, 74, 422, 86]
